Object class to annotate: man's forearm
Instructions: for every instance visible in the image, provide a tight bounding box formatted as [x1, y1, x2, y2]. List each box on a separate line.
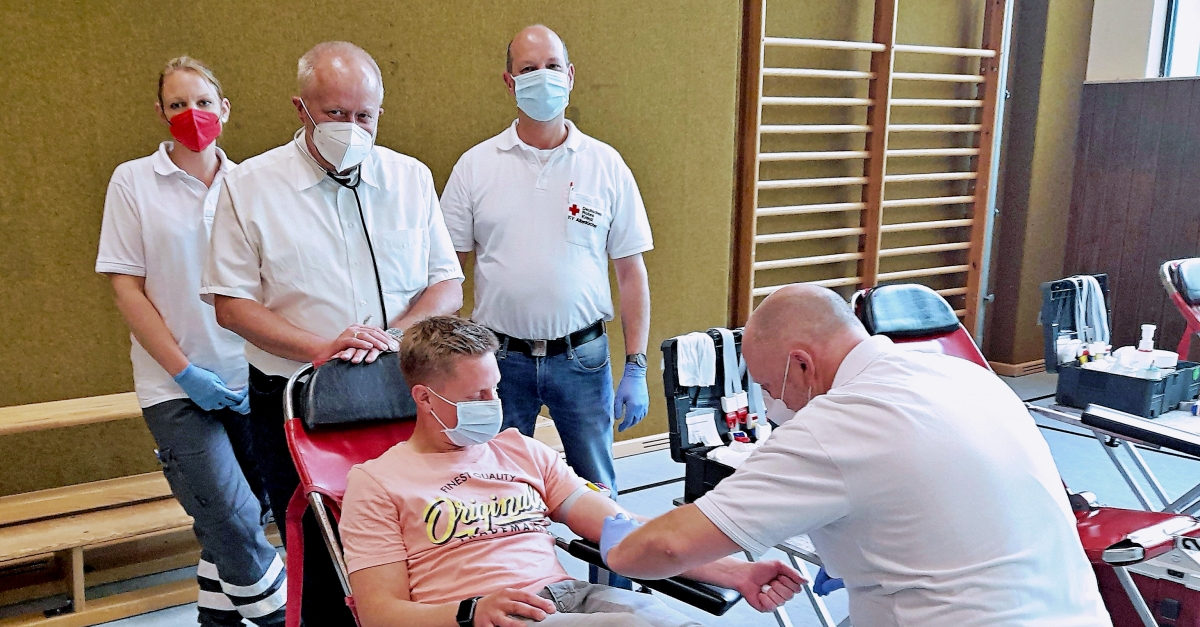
[359, 596, 457, 627]
[614, 254, 650, 355]
[213, 296, 327, 363]
[390, 279, 464, 330]
[605, 504, 741, 580]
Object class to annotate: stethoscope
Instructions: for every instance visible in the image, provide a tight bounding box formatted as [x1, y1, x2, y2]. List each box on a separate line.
[293, 129, 388, 326]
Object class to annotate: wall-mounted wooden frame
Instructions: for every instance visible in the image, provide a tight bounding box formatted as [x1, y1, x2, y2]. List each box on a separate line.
[729, 0, 1014, 337]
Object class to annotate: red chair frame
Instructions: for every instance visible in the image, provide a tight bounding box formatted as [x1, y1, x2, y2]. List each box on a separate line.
[282, 363, 416, 627]
[1160, 259, 1200, 359]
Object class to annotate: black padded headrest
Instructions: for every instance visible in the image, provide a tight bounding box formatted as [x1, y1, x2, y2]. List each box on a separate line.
[301, 352, 417, 430]
[860, 284, 960, 338]
[1173, 259, 1200, 306]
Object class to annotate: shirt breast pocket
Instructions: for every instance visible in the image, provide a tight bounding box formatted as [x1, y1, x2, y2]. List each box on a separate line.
[375, 229, 428, 293]
[565, 190, 609, 251]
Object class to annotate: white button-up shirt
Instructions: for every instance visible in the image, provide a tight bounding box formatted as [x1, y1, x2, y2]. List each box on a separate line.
[696, 336, 1111, 627]
[440, 120, 653, 340]
[202, 131, 463, 377]
[97, 142, 245, 408]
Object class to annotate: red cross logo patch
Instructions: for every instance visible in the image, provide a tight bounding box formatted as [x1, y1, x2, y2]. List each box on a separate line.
[569, 204, 580, 216]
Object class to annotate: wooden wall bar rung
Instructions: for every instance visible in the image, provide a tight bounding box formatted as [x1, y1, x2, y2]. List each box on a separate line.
[887, 148, 979, 158]
[763, 37, 886, 52]
[954, 309, 967, 317]
[880, 218, 973, 233]
[758, 176, 868, 190]
[892, 71, 985, 83]
[753, 252, 864, 271]
[890, 124, 982, 133]
[879, 241, 971, 257]
[762, 96, 874, 106]
[878, 264, 970, 281]
[756, 226, 866, 244]
[880, 195, 974, 208]
[891, 98, 983, 108]
[759, 150, 870, 162]
[762, 68, 876, 80]
[752, 275, 865, 298]
[884, 171, 977, 183]
[938, 286, 969, 297]
[893, 43, 997, 57]
[756, 201, 866, 217]
[760, 124, 872, 134]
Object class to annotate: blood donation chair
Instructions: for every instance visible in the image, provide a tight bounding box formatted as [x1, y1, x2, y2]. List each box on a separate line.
[855, 282, 1200, 627]
[1160, 258, 1200, 359]
[281, 353, 743, 627]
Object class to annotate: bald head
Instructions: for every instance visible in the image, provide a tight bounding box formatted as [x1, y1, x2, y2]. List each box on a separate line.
[297, 41, 383, 100]
[743, 285, 869, 411]
[507, 25, 570, 74]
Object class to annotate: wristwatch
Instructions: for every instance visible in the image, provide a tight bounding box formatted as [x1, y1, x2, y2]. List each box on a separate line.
[626, 353, 647, 368]
[456, 596, 481, 627]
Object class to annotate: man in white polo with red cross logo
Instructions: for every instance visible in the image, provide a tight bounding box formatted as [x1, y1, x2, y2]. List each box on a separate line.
[440, 24, 653, 496]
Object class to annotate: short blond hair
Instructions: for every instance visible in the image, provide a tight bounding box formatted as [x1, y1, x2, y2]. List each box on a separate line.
[158, 56, 223, 105]
[399, 317, 498, 387]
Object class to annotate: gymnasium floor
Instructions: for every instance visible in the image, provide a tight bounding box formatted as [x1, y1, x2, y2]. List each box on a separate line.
[26, 373, 1200, 626]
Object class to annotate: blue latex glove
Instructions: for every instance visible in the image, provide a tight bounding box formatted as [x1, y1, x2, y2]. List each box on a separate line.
[173, 364, 248, 413]
[614, 362, 649, 432]
[813, 567, 844, 597]
[599, 513, 642, 565]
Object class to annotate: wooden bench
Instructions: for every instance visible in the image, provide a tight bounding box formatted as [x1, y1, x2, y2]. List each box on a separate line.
[0, 394, 204, 625]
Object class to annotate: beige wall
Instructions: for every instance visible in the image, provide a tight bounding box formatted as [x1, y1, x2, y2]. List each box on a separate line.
[0, 0, 740, 494]
[1086, 0, 1167, 81]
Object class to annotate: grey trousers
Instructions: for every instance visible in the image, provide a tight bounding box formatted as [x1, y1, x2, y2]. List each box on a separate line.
[522, 580, 709, 627]
[143, 399, 286, 626]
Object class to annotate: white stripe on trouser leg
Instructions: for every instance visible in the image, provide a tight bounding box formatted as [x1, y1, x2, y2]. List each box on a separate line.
[197, 559, 220, 581]
[198, 590, 238, 612]
[236, 582, 288, 619]
[220, 554, 286, 597]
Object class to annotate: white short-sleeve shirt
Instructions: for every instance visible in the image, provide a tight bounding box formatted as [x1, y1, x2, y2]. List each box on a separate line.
[96, 142, 246, 408]
[695, 336, 1112, 627]
[202, 130, 464, 377]
[440, 120, 653, 340]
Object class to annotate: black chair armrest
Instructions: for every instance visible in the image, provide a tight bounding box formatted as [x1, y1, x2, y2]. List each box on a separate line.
[561, 538, 743, 616]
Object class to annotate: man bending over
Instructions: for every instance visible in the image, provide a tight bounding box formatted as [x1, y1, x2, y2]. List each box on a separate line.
[340, 316, 802, 627]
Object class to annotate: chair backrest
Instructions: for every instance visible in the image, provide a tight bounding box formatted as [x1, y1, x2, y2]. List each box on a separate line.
[1165, 258, 1200, 306]
[854, 283, 990, 370]
[284, 357, 417, 507]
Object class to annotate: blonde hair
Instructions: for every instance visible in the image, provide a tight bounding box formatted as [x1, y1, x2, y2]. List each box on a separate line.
[399, 317, 499, 387]
[158, 56, 223, 105]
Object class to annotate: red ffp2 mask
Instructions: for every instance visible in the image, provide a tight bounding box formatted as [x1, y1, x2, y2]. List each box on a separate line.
[169, 108, 222, 152]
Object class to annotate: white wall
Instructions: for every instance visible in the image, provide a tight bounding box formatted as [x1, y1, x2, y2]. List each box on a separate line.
[1086, 0, 1169, 81]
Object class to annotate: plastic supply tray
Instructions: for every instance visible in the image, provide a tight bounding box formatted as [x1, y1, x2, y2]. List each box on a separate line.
[1055, 361, 1200, 418]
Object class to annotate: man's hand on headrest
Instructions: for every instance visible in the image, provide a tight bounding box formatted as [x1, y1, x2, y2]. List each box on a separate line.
[599, 513, 642, 566]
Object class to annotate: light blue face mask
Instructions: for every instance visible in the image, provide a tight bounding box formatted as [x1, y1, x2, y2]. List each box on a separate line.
[429, 388, 503, 447]
[513, 68, 571, 122]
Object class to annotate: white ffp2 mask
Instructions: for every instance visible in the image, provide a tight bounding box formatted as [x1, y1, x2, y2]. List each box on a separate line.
[429, 388, 503, 447]
[300, 99, 375, 173]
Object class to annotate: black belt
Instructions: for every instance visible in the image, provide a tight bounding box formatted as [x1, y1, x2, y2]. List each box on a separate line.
[493, 320, 605, 358]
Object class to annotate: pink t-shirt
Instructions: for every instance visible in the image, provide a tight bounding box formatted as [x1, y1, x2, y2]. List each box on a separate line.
[340, 428, 588, 604]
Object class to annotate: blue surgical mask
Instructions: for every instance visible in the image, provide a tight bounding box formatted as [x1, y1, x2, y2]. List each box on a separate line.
[429, 388, 503, 447]
[512, 69, 571, 122]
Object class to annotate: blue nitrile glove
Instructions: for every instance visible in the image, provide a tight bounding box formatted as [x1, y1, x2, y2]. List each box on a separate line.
[614, 362, 649, 432]
[173, 364, 248, 412]
[813, 566, 844, 596]
[599, 513, 642, 566]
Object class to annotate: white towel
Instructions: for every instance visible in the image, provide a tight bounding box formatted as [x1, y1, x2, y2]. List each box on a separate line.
[675, 332, 717, 387]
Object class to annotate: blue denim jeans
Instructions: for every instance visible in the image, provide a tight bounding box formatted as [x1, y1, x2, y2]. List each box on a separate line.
[496, 332, 618, 494]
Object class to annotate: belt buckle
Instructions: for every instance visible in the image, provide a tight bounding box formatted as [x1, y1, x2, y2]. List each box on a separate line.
[531, 340, 548, 357]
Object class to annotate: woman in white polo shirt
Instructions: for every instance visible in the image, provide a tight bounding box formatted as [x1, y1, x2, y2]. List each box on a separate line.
[96, 57, 285, 627]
